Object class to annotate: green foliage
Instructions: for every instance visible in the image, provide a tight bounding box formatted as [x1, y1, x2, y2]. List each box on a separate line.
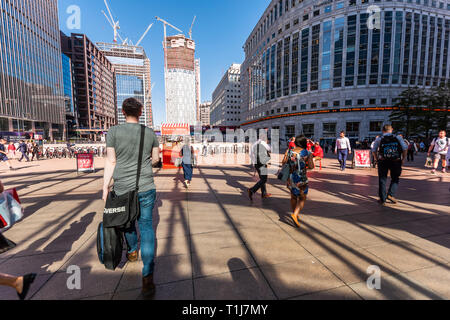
[389, 84, 450, 139]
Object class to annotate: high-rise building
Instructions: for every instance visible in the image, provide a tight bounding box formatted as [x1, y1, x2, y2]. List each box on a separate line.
[199, 101, 211, 126]
[61, 53, 77, 137]
[210, 64, 242, 127]
[61, 33, 116, 141]
[195, 58, 201, 122]
[164, 34, 197, 125]
[0, 0, 65, 140]
[97, 43, 153, 128]
[241, 0, 450, 143]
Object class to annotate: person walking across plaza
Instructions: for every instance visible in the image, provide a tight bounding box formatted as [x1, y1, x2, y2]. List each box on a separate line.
[0, 138, 14, 170]
[248, 135, 272, 200]
[180, 137, 195, 188]
[17, 140, 29, 162]
[427, 130, 450, 174]
[371, 125, 408, 205]
[281, 136, 314, 228]
[335, 131, 352, 171]
[31, 142, 40, 161]
[102, 98, 160, 298]
[407, 139, 418, 162]
[7, 142, 16, 160]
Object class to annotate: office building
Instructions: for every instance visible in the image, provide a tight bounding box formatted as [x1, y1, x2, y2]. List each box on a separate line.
[199, 101, 211, 126]
[210, 63, 242, 127]
[0, 0, 65, 140]
[241, 0, 450, 143]
[98, 42, 153, 128]
[61, 33, 116, 141]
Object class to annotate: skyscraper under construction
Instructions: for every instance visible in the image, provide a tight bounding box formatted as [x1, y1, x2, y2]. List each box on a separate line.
[164, 34, 197, 125]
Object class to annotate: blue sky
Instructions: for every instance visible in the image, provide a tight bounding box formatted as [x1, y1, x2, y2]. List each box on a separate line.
[58, 0, 268, 126]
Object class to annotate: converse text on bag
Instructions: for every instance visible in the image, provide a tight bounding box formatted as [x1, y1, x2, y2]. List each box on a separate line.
[104, 206, 127, 215]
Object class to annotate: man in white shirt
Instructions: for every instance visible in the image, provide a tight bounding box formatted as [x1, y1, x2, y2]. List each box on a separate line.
[334, 131, 352, 171]
[428, 130, 450, 174]
[248, 137, 272, 200]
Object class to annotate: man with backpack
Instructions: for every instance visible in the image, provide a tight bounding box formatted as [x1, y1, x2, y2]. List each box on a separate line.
[371, 125, 408, 205]
[427, 130, 450, 174]
[248, 135, 272, 200]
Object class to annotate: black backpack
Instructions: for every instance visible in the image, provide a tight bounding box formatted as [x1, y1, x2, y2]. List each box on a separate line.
[378, 135, 402, 161]
[97, 222, 124, 271]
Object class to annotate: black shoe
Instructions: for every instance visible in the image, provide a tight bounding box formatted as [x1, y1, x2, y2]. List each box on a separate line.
[17, 273, 37, 300]
[247, 189, 253, 201]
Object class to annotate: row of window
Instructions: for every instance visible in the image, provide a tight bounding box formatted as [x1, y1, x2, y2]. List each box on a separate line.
[247, 11, 450, 111]
[246, 0, 450, 57]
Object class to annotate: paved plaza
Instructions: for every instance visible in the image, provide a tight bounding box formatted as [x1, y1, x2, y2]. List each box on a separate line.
[0, 154, 449, 300]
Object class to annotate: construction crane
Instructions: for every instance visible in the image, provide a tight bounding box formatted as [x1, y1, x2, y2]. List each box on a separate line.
[135, 23, 154, 47]
[188, 16, 196, 39]
[102, 0, 120, 43]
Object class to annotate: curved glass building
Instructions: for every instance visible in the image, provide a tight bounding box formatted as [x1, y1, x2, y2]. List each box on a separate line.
[241, 0, 450, 143]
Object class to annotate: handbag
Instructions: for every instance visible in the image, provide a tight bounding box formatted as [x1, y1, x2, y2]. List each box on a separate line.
[103, 125, 145, 229]
[0, 192, 24, 231]
[278, 150, 291, 182]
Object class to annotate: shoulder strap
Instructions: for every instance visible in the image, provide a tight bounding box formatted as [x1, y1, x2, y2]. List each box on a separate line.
[135, 125, 145, 191]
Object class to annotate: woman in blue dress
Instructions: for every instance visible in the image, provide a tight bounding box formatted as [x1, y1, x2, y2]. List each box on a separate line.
[282, 136, 314, 228]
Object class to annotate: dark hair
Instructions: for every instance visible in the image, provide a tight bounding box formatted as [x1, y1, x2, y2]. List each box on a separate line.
[122, 98, 143, 117]
[382, 124, 393, 132]
[295, 135, 308, 149]
[340, 131, 345, 134]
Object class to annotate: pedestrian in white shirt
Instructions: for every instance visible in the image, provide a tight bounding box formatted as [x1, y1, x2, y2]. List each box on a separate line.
[428, 130, 450, 174]
[334, 131, 352, 171]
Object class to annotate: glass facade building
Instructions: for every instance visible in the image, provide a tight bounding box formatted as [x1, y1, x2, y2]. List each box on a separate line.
[241, 0, 450, 141]
[97, 43, 153, 128]
[0, 0, 66, 139]
[61, 53, 74, 114]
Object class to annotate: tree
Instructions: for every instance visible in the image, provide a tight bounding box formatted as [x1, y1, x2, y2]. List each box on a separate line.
[428, 83, 450, 132]
[390, 87, 425, 138]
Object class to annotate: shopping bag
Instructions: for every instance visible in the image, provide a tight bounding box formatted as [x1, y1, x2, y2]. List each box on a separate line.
[0, 193, 24, 231]
[4, 188, 20, 204]
[425, 157, 433, 168]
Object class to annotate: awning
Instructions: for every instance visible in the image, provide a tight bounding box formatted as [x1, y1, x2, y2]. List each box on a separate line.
[161, 123, 190, 136]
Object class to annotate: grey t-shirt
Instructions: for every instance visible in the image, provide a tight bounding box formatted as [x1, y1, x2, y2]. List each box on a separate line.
[106, 123, 159, 196]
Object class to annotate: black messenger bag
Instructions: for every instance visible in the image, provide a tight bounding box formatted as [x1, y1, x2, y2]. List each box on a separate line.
[103, 125, 145, 229]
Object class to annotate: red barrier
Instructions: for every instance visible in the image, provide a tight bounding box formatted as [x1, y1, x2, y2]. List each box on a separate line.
[76, 153, 95, 173]
[354, 150, 371, 168]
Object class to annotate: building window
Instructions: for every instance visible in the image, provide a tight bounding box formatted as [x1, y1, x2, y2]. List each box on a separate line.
[336, 2, 345, 9]
[323, 123, 337, 137]
[392, 12, 404, 84]
[292, 105, 297, 111]
[321, 20, 332, 90]
[369, 99, 376, 105]
[321, 102, 329, 108]
[301, 28, 310, 92]
[291, 33, 299, 94]
[311, 103, 317, 109]
[301, 104, 307, 110]
[357, 99, 365, 105]
[283, 36, 291, 96]
[314, 10, 320, 17]
[345, 99, 353, 106]
[346, 122, 360, 137]
[334, 17, 345, 88]
[311, 24, 321, 91]
[303, 14, 309, 21]
[286, 125, 296, 138]
[334, 101, 340, 107]
[358, 13, 369, 86]
[345, 15, 357, 86]
[370, 121, 383, 132]
[303, 124, 315, 138]
[381, 11, 393, 85]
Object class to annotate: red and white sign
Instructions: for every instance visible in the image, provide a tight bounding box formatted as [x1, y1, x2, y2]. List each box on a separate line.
[76, 153, 95, 173]
[161, 123, 190, 136]
[354, 150, 371, 168]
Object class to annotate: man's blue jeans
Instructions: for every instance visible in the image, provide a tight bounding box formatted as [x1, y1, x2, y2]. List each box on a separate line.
[124, 189, 156, 277]
[378, 160, 402, 203]
[338, 149, 349, 170]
